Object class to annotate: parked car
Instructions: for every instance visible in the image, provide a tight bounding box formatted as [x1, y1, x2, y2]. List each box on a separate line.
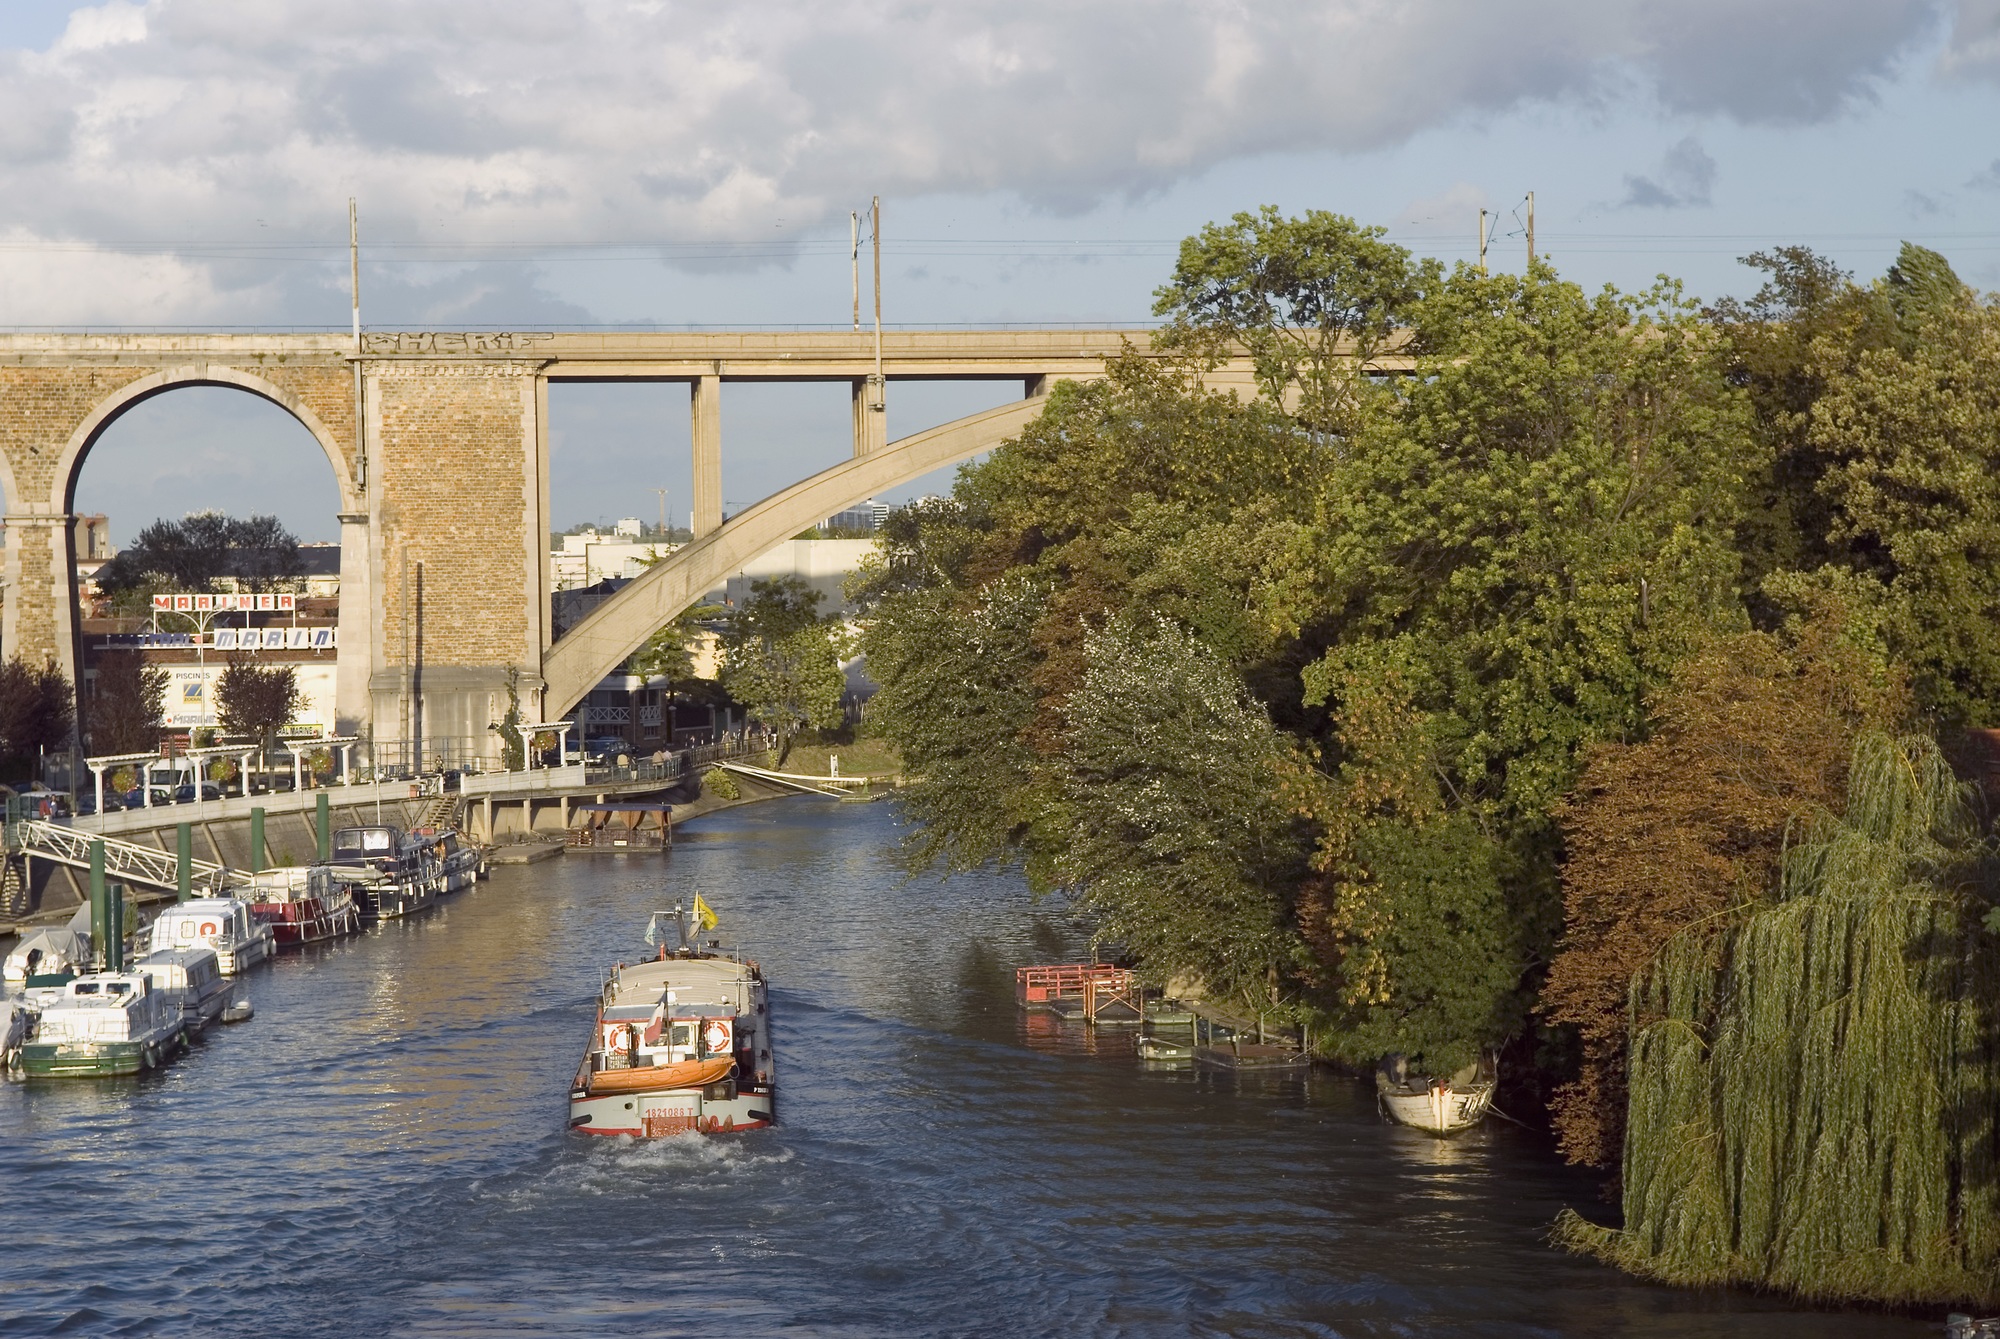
[172, 783, 224, 804]
[121, 786, 174, 809]
[585, 737, 630, 764]
[75, 791, 126, 816]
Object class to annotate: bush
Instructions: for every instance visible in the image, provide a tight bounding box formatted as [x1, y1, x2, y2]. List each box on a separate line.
[703, 767, 740, 800]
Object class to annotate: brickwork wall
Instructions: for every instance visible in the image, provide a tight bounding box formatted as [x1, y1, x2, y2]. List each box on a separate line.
[0, 361, 356, 671]
[374, 362, 532, 672]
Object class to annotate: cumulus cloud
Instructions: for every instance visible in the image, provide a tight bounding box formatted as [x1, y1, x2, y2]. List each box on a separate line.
[1942, 0, 2000, 79]
[0, 0, 1950, 321]
[1620, 136, 1717, 209]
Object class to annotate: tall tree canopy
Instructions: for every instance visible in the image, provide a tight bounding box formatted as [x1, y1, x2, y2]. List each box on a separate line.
[88, 650, 168, 757]
[720, 576, 846, 766]
[95, 511, 305, 594]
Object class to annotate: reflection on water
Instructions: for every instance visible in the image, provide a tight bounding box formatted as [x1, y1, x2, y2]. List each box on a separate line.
[0, 799, 1933, 1337]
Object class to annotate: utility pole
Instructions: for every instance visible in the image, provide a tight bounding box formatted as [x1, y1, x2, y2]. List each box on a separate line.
[350, 198, 366, 490]
[1525, 191, 1535, 270]
[1478, 208, 1489, 276]
[871, 195, 884, 413]
[349, 198, 360, 346]
[850, 211, 860, 332]
[654, 487, 667, 539]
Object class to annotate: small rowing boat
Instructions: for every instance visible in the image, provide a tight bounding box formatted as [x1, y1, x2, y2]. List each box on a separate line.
[1376, 1052, 1497, 1135]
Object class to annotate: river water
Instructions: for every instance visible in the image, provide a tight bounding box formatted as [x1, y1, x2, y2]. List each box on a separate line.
[0, 800, 1939, 1337]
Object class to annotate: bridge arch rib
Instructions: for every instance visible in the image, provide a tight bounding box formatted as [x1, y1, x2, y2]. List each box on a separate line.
[540, 393, 1049, 717]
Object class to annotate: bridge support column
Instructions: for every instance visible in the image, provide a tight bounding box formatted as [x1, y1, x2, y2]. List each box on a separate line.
[852, 378, 886, 457]
[335, 511, 373, 735]
[691, 374, 722, 538]
[1025, 374, 1050, 399]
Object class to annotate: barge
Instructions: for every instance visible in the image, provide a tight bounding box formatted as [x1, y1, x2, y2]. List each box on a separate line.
[569, 900, 774, 1137]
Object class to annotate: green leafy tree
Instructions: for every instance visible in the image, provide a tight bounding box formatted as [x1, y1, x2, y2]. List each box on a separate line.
[0, 658, 75, 779]
[720, 576, 846, 766]
[87, 650, 168, 755]
[492, 667, 527, 770]
[1800, 257, 2000, 724]
[214, 658, 304, 767]
[1153, 205, 1433, 433]
[1055, 617, 1311, 1008]
[95, 511, 305, 594]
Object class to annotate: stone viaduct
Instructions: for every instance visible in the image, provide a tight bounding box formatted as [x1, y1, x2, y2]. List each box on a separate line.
[0, 328, 1255, 762]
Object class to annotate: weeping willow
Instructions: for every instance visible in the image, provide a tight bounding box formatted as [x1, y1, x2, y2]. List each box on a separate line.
[1558, 734, 2000, 1306]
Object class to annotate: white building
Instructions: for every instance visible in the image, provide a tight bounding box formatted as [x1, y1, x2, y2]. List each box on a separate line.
[551, 530, 680, 589]
[713, 538, 876, 615]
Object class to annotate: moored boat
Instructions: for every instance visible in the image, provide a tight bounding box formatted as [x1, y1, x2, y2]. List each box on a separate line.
[146, 898, 274, 975]
[3, 909, 91, 985]
[330, 824, 442, 920]
[246, 866, 360, 947]
[1376, 1052, 1497, 1135]
[568, 900, 774, 1138]
[137, 946, 234, 1034]
[18, 971, 187, 1077]
[429, 830, 484, 893]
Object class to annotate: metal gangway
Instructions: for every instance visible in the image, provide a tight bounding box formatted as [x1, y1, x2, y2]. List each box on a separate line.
[12, 819, 244, 896]
[715, 761, 875, 797]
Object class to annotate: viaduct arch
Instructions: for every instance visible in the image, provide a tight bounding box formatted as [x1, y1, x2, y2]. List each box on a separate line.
[0, 329, 1258, 764]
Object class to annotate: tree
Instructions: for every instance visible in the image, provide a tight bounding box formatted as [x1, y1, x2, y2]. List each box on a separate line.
[1802, 264, 2000, 724]
[1559, 733, 2000, 1309]
[719, 577, 846, 766]
[214, 659, 303, 764]
[1153, 205, 1433, 433]
[94, 510, 305, 594]
[1054, 617, 1312, 1007]
[1542, 599, 1910, 1168]
[0, 658, 74, 780]
[87, 650, 168, 756]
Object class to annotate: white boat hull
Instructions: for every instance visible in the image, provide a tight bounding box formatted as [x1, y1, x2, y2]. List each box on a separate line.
[1380, 1081, 1495, 1135]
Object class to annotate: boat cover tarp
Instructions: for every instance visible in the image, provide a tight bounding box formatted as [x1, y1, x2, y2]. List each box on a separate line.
[4, 928, 89, 978]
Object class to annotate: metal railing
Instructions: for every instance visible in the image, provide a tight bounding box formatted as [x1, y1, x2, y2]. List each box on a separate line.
[17, 819, 238, 894]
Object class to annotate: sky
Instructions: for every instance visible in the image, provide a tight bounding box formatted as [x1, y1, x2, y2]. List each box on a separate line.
[1, 0, 1996, 543]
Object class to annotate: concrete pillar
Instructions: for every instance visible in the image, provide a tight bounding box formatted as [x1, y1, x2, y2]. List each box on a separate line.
[852, 378, 886, 457]
[1025, 374, 1051, 399]
[691, 374, 722, 537]
[316, 793, 331, 863]
[335, 511, 373, 736]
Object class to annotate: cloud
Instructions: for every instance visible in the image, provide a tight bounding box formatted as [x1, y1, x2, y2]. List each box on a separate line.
[0, 0, 1947, 322]
[1620, 137, 1717, 209]
[1970, 158, 2000, 189]
[1942, 0, 2000, 80]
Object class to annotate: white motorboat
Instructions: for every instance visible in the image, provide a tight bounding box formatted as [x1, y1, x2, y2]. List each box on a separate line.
[138, 946, 234, 1034]
[1377, 1053, 1497, 1135]
[568, 901, 774, 1138]
[146, 898, 274, 975]
[18, 971, 187, 1077]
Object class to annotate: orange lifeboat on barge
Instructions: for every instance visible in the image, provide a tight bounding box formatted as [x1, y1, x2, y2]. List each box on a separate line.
[568, 900, 773, 1138]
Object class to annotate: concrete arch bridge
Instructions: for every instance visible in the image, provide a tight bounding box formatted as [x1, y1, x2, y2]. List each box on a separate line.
[0, 329, 1263, 759]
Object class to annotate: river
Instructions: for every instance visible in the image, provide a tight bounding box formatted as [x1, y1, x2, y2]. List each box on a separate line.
[0, 800, 1938, 1337]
